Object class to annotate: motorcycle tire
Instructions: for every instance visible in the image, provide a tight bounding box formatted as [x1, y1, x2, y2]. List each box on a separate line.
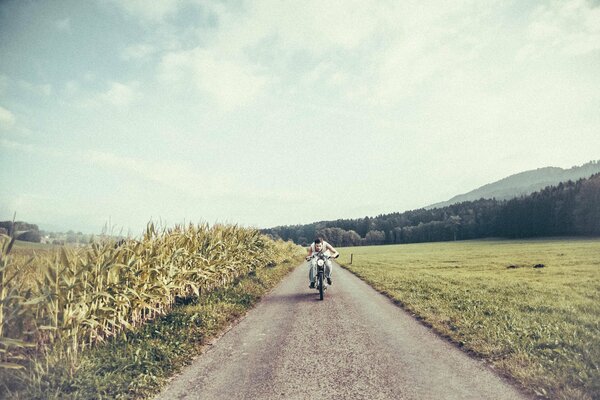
[318, 271, 324, 301]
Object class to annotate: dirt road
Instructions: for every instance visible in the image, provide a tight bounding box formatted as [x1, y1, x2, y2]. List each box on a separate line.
[156, 262, 528, 399]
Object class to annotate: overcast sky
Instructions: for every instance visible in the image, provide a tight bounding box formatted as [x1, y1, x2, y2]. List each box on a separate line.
[1, 0, 599, 234]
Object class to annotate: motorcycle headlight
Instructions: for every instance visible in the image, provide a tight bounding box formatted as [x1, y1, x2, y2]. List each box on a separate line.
[317, 259, 325, 267]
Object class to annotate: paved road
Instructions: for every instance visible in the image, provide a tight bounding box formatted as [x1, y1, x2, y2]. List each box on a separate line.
[156, 262, 528, 400]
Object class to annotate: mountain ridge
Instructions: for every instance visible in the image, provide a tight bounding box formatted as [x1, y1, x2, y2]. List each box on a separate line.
[427, 161, 600, 209]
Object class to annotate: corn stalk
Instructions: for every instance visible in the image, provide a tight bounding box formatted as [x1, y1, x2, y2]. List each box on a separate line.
[1, 222, 302, 381]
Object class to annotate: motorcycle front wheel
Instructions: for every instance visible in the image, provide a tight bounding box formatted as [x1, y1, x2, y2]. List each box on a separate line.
[318, 271, 324, 300]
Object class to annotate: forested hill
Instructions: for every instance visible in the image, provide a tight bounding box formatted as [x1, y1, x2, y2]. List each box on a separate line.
[427, 160, 600, 209]
[263, 173, 600, 247]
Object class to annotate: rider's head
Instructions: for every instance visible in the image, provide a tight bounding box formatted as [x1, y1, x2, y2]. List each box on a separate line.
[313, 238, 323, 252]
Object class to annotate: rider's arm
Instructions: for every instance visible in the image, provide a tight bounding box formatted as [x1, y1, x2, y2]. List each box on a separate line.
[325, 243, 339, 257]
[306, 246, 313, 260]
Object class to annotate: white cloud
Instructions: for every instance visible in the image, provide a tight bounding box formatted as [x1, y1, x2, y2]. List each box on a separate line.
[0, 138, 61, 155]
[121, 43, 157, 60]
[18, 80, 52, 96]
[0, 137, 306, 206]
[249, 0, 378, 52]
[108, 0, 183, 22]
[55, 18, 71, 32]
[159, 48, 266, 110]
[83, 149, 251, 200]
[3, 139, 230, 199]
[519, 0, 600, 59]
[0, 75, 8, 95]
[344, 3, 487, 106]
[193, 0, 379, 61]
[0, 74, 52, 97]
[192, 52, 266, 110]
[64, 80, 80, 97]
[305, 61, 349, 87]
[0, 106, 16, 129]
[77, 81, 139, 108]
[100, 82, 137, 107]
[154, 0, 381, 109]
[186, 1, 510, 108]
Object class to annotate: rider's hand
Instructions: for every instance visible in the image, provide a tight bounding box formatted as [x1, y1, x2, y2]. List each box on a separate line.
[305, 256, 311, 261]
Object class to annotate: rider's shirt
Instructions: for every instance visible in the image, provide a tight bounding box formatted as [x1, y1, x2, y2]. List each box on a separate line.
[310, 241, 331, 256]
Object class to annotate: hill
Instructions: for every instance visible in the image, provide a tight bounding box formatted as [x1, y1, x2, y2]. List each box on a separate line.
[426, 160, 600, 209]
[264, 172, 600, 246]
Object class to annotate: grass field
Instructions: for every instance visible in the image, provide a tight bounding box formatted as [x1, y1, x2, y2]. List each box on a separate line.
[12, 240, 59, 255]
[339, 238, 600, 400]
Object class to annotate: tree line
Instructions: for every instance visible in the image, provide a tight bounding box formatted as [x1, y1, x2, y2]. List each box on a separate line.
[0, 221, 41, 242]
[263, 173, 600, 247]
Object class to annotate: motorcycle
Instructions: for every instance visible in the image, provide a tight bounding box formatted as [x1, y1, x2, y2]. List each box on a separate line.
[307, 252, 339, 300]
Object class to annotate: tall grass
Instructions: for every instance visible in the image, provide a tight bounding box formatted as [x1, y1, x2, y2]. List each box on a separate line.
[0, 222, 301, 396]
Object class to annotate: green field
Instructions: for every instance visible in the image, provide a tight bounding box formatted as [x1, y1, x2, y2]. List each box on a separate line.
[339, 238, 600, 400]
[12, 240, 59, 253]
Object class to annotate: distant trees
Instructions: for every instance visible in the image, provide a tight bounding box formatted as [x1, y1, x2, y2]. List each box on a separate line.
[16, 230, 42, 243]
[365, 230, 385, 245]
[0, 222, 95, 245]
[263, 173, 600, 247]
[0, 221, 42, 243]
[316, 227, 363, 247]
[574, 176, 600, 235]
[0, 221, 39, 234]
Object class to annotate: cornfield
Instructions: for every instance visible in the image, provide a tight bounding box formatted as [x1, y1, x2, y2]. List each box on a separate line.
[0, 222, 301, 391]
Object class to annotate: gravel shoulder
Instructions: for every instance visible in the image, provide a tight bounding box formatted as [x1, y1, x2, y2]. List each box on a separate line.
[155, 262, 530, 400]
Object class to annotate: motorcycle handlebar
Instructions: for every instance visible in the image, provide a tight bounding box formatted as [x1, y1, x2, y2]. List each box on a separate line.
[306, 253, 340, 261]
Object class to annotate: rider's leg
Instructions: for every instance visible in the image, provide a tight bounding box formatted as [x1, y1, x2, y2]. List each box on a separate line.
[325, 259, 332, 278]
[325, 259, 333, 284]
[308, 259, 317, 287]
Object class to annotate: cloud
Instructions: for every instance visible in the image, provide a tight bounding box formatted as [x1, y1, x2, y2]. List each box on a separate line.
[0, 137, 231, 199]
[18, 80, 52, 96]
[154, 0, 381, 109]
[83, 149, 242, 199]
[77, 81, 139, 108]
[337, 3, 480, 105]
[518, 0, 600, 59]
[121, 43, 157, 60]
[0, 74, 52, 97]
[0, 106, 16, 129]
[55, 18, 71, 32]
[100, 82, 137, 107]
[179, 1, 510, 109]
[0, 75, 8, 94]
[159, 48, 266, 110]
[0, 138, 61, 155]
[0, 138, 223, 198]
[0, 138, 309, 206]
[245, 0, 378, 53]
[107, 0, 183, 22]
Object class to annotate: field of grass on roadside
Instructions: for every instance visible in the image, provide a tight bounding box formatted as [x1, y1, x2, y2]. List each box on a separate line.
[9, 254, 301, 400]
[10, 240, 59, 259]
[339, 238, 600, 400]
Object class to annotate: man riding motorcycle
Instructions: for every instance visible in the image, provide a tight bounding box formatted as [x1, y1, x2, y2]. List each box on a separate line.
[306, 238, 339, 289]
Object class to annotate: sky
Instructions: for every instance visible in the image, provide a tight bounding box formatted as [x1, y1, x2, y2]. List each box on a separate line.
[1, 0, 599, 234]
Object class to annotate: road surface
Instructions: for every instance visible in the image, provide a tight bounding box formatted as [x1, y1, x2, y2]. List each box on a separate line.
[156, 262, 528, 400]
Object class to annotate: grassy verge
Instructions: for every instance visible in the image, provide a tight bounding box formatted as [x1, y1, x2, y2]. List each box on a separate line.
[339, 238, 600, 400]
[8, 256, 301, 399]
